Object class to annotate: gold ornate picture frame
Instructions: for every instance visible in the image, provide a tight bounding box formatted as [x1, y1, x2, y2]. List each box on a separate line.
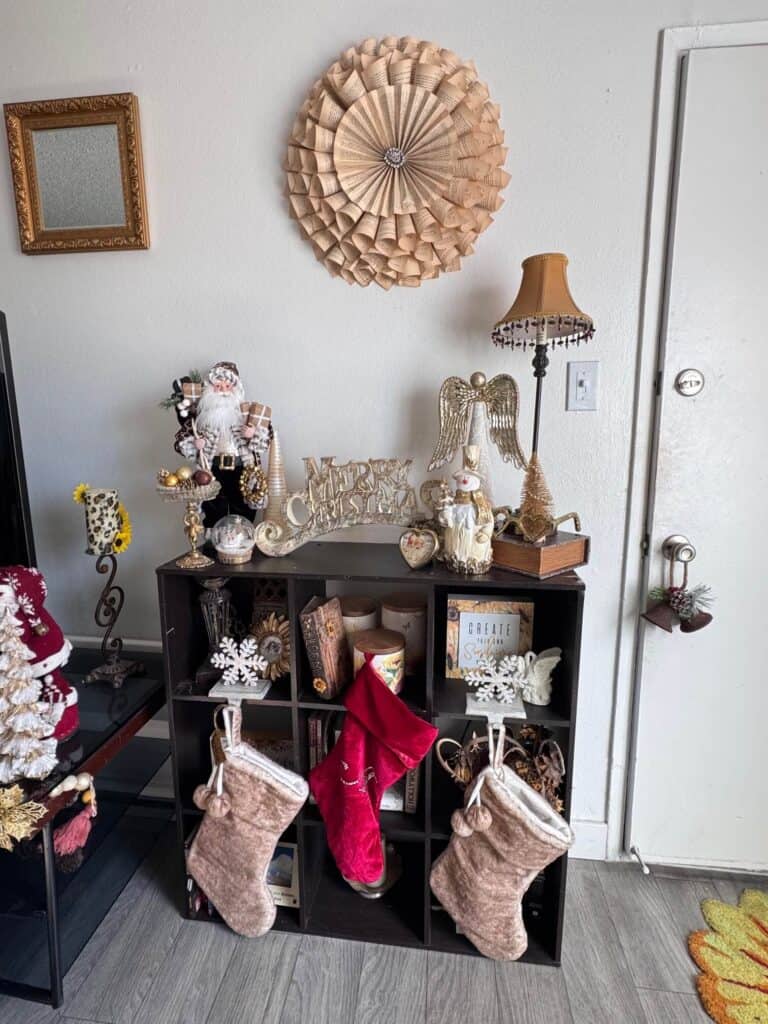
[4, 93, 149, 254]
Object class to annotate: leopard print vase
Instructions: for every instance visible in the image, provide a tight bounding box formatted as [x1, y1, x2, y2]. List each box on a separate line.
[83, 488, 120, 555]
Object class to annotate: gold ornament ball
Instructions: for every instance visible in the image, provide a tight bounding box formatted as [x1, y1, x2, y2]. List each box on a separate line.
[164, 473, 180, 488]
[176, 465, 193, 481]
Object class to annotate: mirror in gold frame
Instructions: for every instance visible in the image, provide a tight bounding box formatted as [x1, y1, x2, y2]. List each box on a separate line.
[4, 92, 149, 254]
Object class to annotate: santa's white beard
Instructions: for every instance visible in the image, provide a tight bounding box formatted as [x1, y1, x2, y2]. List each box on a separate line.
[196, 385, 244, 440]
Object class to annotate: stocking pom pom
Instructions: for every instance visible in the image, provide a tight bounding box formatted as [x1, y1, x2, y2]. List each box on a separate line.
[465, 804, 492, 832]
[451, 809, 474, 837]
[193, 784, 212, 810]
[207, 793, 231, 818]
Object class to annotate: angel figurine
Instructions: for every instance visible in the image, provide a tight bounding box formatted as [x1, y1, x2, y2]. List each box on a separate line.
[428, 371, 527, 504]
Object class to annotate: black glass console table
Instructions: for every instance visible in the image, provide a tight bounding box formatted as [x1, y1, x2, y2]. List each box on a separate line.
[0, 649, 167, 1008]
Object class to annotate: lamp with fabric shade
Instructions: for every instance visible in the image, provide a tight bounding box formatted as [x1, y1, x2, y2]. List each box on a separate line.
[491, 252, 594, 455]
[489, 253, 592, 568]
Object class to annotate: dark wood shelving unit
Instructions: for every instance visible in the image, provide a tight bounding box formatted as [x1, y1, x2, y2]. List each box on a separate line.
[157, 541, 584, 964]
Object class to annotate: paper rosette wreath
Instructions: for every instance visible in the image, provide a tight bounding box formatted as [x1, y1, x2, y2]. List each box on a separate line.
[286, 36, 509, 289]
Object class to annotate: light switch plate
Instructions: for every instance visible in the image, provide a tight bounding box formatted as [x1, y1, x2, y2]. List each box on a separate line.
[567, 360, 599, 411]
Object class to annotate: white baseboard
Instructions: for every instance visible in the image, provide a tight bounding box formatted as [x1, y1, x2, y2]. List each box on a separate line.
[571, 820, 608, 860]
[67, 634, 163, 651]
[636, 852, 768, 875]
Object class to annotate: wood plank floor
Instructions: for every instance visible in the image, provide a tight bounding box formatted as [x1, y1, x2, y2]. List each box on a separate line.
[2, 840, 762, 1024]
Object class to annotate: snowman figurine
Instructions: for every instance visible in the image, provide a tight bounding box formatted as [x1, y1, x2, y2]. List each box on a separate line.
[437, 445, 494, 575]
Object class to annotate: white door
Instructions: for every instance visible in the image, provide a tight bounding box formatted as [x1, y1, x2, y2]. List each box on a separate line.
[628, 43, 768, 869]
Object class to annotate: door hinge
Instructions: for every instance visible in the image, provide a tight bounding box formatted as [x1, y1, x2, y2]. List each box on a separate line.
[654, 370, 663, 396]
[641, 533, 650, 558]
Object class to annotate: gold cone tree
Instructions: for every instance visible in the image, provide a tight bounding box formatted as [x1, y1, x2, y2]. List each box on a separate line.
[515, 454, 555, 544]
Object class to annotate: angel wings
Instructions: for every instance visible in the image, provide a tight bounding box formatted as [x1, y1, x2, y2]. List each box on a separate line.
[427, 374, 527, 472]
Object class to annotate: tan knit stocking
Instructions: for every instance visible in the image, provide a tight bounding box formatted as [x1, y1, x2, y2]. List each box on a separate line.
[188, 706, 307, 937]
[430, 724, 573, 960]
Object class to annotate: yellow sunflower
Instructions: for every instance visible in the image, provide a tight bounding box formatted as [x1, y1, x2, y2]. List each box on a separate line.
[117, 503, 132, 540]
[112, 503, 133, 554]
[72, 482, 90, 504]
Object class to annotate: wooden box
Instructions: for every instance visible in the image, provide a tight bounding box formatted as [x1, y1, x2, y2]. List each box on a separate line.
[492, 531, 590, 580]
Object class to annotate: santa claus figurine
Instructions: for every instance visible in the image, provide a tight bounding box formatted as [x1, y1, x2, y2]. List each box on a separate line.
[0, 566, 79, 741]
[170, 362, 272, 526]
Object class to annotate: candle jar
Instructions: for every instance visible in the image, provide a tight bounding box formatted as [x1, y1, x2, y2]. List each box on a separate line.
[353, 628, 405, 694]
[340, 596, 378, 657]
[382, 592, 427, 674]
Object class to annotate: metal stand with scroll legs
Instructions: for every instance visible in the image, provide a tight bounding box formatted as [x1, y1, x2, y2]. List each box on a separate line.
[83, 554, 145, 689]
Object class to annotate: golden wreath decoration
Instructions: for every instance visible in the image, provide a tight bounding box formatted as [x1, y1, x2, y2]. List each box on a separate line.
[239, 464, 269, 510]
[286, 36, 509, 289]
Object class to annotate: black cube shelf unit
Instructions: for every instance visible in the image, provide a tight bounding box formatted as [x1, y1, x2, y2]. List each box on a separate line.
[157, 541, 584, 963]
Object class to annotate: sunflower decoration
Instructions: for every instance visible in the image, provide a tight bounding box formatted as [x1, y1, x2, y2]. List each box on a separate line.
[689, 889, 768, 1023]
[0, 785, 45, 852]
[111, 503, 133, 554]
[72, 482, 90, 505]
[250, 613, 291, 681]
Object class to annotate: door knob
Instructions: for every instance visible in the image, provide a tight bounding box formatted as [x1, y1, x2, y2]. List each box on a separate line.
[674, 368, 705, 396]
[662, 534, 696, 563]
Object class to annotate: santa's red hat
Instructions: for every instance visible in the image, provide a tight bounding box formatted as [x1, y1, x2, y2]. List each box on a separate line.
[0, 566, 72, 677]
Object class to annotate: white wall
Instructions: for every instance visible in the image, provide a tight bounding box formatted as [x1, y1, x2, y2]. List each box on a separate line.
[1, 0, 764, 855]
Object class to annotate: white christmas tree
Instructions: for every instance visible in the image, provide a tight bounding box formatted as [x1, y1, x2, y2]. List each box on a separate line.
[0, 586, 61, 784]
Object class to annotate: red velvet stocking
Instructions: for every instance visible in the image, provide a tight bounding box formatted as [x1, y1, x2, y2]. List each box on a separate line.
[310, 654, 437, 884]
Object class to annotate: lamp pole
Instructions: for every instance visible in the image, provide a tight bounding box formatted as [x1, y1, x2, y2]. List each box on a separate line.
[530, 320, 549, 455]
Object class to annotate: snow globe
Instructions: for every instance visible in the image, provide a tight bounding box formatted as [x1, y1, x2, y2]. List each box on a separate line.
[211, 515, 256, 565]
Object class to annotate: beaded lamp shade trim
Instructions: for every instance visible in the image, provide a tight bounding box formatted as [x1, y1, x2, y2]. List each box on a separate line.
[491, 316, 595, 351]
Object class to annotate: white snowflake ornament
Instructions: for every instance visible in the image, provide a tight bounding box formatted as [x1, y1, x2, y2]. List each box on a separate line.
[211, 636, 268, 687]
[464, 655, 526, 704]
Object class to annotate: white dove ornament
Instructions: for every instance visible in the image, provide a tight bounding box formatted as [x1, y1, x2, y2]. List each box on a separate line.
[521, 648, 562, 706]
